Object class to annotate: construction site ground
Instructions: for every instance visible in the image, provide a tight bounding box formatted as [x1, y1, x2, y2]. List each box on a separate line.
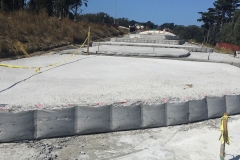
[0, 115, 239, 160]
[1, 46, 240, 160]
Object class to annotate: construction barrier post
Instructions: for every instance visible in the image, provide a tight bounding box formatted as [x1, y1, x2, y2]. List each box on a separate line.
[87, 26, 91, 55]
[220, 113, 229, 160]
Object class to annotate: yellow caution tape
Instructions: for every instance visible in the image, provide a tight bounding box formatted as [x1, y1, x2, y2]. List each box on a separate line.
[220, 113, 230, 145]
[0, 32, 90, 73]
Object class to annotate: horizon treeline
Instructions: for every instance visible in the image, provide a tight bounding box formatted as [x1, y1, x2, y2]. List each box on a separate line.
[198, 0, 240, 45]
[0, 0, 88, 20]
[1, 0, 240, 45]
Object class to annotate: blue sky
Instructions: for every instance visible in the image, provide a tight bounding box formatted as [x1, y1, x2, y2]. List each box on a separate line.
[82, 0, 216, 26]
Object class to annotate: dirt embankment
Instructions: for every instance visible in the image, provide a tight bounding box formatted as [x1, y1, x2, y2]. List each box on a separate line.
[0, 11, 128, 59]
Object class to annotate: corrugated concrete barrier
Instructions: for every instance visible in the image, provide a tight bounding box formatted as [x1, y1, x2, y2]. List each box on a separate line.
[0, 95, 240, 142]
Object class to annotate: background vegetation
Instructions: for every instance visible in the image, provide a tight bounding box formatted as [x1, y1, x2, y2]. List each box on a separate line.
[198, 0, 240, 46]
[0, 0, 126, 58]
[0, 0, 240, 58]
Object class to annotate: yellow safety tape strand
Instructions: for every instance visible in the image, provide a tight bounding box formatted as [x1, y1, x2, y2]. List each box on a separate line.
[220, 114, 230, 145]
[0, 31, 90, 73]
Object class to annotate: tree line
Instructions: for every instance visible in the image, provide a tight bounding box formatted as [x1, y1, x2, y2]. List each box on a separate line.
[198, 0, 240, 45]
[0, 0, 88, 20]
[1, 0, 240, 46]
[160, 0, 240, 45]
[78, 13, 206, 43]
[77, 12, 158, 30]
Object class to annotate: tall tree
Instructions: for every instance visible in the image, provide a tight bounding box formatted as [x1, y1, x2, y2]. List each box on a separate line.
[70, 0, 87, 21]
[213, 0, 240, 29]
[173, 25, 186, 39]
[198, 10, 215, 43]
[218, 9, 240, 44]
[198, 0, 240, 44]
[233, 15, 240, 45]
[160, 23, 175, 30]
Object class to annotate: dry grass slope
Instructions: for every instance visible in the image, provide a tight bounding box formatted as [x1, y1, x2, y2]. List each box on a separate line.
[0, 11, 127, 58]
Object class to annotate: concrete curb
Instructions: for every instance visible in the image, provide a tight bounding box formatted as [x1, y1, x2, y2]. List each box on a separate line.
[82, 52, 240, 68]
[0, 95, 240, 143]
[93, 51, 191, 58]
[111, 38, 184, 45]
[92, 42, 214, 53]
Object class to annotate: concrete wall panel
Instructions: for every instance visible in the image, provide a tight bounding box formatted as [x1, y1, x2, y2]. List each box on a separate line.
[206, 96, 226, 118]
[141, 104, 166, 128]
[202, 48, 207, 52]
[207, 48, 214, 52]
[0, 111, 34, 142]
[35, 108, 75, 139]
[111, 105, 141, 131]
[187, 48, 193, 52]
[226, 95, 240, 114]
[189, 99, 208, 122]
[166, 102, 189, 126]
[76, 106, 111, 134]
[196, 48, 202, 52]
[0, 93, 239, 142]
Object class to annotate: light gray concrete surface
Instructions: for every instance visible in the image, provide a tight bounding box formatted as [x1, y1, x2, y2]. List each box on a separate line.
[125, 34, 179, 40]
[92, 42, 213, 53]
[1, 41, 240, 159]
[82, 45, 239, 65]
[185, 52, 240, 63]
[1, 54, 240, 112]
[0, 115, 239, 160]
[111, 38, 182, 45]
[114, 33, 180, 41]
[84, 45, 190, 57]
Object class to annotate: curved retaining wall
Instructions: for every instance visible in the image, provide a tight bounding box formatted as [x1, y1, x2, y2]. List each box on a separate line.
[111, 38, 183, 45]
[1, 95, 240, 142]
[125, 34, 180, 40]
[92, 42, 214, 53]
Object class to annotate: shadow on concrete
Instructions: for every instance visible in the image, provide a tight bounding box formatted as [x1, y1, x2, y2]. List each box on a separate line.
[226, 154, 240, 160]
[0, 56, 96, 94]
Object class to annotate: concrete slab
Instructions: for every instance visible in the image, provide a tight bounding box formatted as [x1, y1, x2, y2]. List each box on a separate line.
[126, 34, 180, 40]
[1, 54, 240, 112]
[0, 115, 239, 160]
[111, 38, 183, 45]
[0, 40, 240, 159]
[84, 45, 190, 58]
[92, 42, 212, 53]
[185, 52, 240, 63]
[82, 45, 239, 65]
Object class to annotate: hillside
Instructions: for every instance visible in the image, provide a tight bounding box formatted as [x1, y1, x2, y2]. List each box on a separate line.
[0, 11, 127, 59]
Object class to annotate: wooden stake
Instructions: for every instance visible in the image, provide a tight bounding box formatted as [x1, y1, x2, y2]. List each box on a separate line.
[87, 26, 90, 55]
[220, 142, 225, 160]
[220, 113, 228, 160]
